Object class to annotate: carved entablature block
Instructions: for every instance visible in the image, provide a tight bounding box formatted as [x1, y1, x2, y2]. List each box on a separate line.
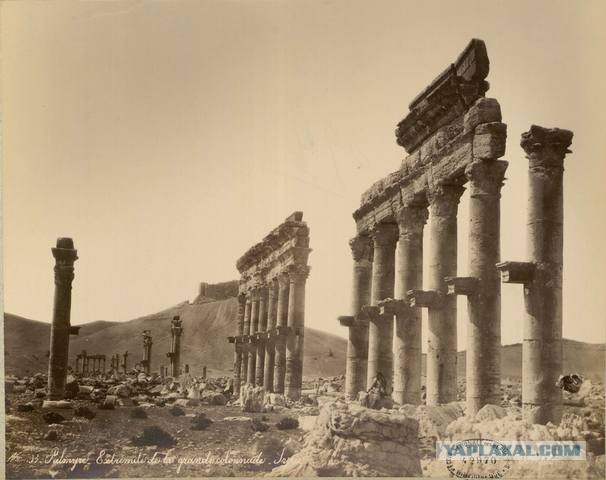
[395, 39, 489, 153]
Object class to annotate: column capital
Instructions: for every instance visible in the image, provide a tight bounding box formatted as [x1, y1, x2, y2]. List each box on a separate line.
[348, 235, 373, 262]
[287, 263, 310, 283]
[277, 271, 290, 288]
[520, 125, 573, 168]
[258, 285, 269, 300]
[465, 159, 508, 197]
[370, 223, 399, 246]
[237, 292, 247, 306]
[52, 238, 78, 286]
[395, 204, 428, 235]
[427, 184, 466, 217]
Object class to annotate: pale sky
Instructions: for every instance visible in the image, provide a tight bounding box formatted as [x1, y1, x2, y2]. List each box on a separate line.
[2, 0, 605, 350]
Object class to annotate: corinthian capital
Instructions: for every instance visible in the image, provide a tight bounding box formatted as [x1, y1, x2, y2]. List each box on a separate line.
[395, 204, 428, 235]
[348, 235, 373, 262]
[465, 160, 508, 198]
[287, 263, 311, 283]
[370, 223, 399, 247]
[520, 125, 573, 171]
[427, 184, 465, 217]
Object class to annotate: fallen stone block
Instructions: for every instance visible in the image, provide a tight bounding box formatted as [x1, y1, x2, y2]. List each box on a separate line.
[17, 403, 34, 412]
[131, 426, 176, 447]
[42, 412, 65, 424]
[270, 400, 421, 477]
[42, 400, 72, 409]
[99, 395, 117, 410]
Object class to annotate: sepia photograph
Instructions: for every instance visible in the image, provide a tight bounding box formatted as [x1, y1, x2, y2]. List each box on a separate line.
[1, 1, 605, 478]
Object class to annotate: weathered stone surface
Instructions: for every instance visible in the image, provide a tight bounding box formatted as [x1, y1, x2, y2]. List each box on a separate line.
[414, 402, 465, 438]
[241, 384, 265, 413]
[270, 400, 421, 477]
[472, 121, 507, 159]
[464, 97, 502, 132]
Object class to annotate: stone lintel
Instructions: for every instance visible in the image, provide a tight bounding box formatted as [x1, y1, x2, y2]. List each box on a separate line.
[227, 336, 236, 344]
[407, 289, 443, 308]
[338, 315, 355, 327]
[496, 261, 535, 284]
[69, 326, 81, 335]
[445, 276, 479, 296]
[378, 298, 408, 315]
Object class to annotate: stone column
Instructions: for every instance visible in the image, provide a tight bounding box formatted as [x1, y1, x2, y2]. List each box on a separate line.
[497, 125, 573, 425]
[365, 223, 398, 393]
[47, 238, 79, 400]
[273, 272, 290, 393]
[284, 264, 310, 400]
[247, 290, 259, 385]
[338, 235, 372, 400]
[168, 316, 183, 377]
[392, 204, 427, 405]
[409, 185, 464, 405]
[233, 294, 246, 396]
[447, 160, 507, 414]
[142, 330, 153, 375]
[264, 279, 278, 392]
[241, 294, 251, 384]
[255, 286, 269, 386]
[122, 351, 129, 373]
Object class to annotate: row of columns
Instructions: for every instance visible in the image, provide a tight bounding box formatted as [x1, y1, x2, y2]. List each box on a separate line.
[142, 330, 153, 375]
[341, 126, 572, 424]
[341, 160, 507, 414]
[75, 352, 108, 374]
[232, 264, 309, 400]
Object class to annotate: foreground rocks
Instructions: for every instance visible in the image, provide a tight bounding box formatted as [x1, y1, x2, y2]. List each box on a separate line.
[270, 400, 421, 476]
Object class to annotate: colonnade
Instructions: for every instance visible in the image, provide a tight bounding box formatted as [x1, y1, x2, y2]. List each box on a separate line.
[232, 264, 309, 400]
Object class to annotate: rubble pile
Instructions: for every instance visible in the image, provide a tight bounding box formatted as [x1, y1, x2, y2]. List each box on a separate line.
[270, 400, 421, 477]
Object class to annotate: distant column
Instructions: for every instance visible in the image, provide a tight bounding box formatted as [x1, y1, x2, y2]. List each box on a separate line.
[285, 264, 310, 400]
[168, 316, 183, 377]
[255, 286, 268, 386]
[247, 290, 259, 385]
[264, 279, 278, 391]
[498, 125, 573, 424]
[233, 294, 246, 396]
[142, 330, 153, 375]
[273, 272, 290, 393]
[47, 238, 80, 400]
[366, 223, 398, 393]
[240, 294, 251, 384]
[122, 351, 129, 373]
[338, 235, 372, 400]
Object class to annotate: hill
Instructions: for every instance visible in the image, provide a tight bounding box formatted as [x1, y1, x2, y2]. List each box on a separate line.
[4, 305, 604, 381]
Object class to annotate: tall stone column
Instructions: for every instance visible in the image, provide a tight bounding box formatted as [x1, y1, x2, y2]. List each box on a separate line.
[142, 330, 153, 375]
[247, 290, 259, 385]
[255, 286, 268, 386]
[273, 272, 290, 393]
[338, 235, 372, 400]
[168, 315, 183, 377]
[392, 204, 427, 405]
[365, 223, 398, 393]
[264, 279, 278, 392]
[447, 160, 507, 414]
[497, 125, 573, 424]
[409, 184, 464, 405]
[241, 294, 251, 384]
[47, 238, 79, 400]
[233, 294, 246, 395]
[284, 264, 310, 400]
[122, 351, 129, 373]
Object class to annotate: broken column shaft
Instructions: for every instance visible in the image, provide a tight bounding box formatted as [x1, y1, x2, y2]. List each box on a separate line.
[498, 125, 573, 425]
[393, 204, 427, 405]
[47, 237, 79, 400]
[168, 316, 183, 377]
[338, 235, 372, 400]
[273, 273, 290, 393]
[142, 330, 153, 375]
[366, 223, 398, 393]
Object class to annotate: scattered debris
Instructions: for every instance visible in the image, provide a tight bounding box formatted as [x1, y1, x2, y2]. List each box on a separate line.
[42, 412, 65, 424]
[74, 406, 96, 420]
[131, 426, 176, 447]
[276, 416, 299, 430]
[130, 407, 148, 419]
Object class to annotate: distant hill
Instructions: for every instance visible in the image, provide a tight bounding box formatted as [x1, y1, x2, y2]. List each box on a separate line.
[3, 298, 347, 378]
[4, 305, 604, 381]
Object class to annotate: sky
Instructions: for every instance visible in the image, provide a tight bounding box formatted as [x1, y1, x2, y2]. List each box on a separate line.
[2, 0, 605, 351]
